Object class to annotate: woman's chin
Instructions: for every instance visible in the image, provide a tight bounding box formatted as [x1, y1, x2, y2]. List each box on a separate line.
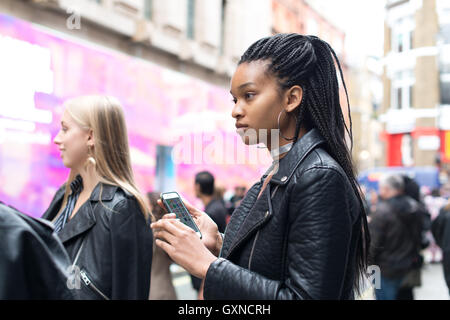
[242, 136, 260, 146]
[62, 160, 72, 169]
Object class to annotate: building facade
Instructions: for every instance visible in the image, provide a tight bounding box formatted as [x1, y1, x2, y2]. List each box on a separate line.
[381, 0, 450, 170]
[1, 0, 272, 86]
[271, 0, 384, 173]
[272, 0, 345, 58]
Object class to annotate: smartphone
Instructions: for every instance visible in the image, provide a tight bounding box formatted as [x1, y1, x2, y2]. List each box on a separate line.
[160, 192, 202, 239]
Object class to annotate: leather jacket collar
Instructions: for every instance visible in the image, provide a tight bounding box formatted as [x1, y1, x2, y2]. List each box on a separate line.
[269, 128, 326, 185]
[221, 128, 327, 259]
[42, 182, 120, 244]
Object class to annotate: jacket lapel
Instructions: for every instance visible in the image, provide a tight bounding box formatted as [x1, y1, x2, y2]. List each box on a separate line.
[43, 182, 118, 244]
[58, 199, 97, 244]
[41, 185, 65, 220]
[221, 181, 261, 257]
[271, 128, 326, 185]
[222, 182, 273, 259]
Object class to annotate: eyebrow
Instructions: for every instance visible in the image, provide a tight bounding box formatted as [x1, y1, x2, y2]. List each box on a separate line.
[230, 82, 256, 94]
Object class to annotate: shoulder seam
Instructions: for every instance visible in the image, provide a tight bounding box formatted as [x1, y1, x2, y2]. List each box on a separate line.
[300, 165, 347, 184]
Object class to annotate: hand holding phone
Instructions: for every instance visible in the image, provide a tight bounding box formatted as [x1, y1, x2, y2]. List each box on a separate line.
[160, 192, 202, 239]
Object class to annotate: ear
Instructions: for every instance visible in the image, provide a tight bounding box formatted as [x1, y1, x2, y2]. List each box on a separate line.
[284, 85, 303, 113]
[87, 129, 95, 148]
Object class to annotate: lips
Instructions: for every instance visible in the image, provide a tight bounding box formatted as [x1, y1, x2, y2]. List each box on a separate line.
[235, 123, 248, 129]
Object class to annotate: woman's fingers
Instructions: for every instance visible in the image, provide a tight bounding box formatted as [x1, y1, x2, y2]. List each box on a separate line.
[154, 228, 176, 245]
[180, 196, 203, 218]
[151, 217, 191, 238]
[161, 213, 176, 220]
[155, 238, 173, 255]
[171, 218, 195, 233]
[157, 199, 168, 213]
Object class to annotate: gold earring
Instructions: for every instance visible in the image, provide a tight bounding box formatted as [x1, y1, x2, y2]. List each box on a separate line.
[87, 145, 96, 167]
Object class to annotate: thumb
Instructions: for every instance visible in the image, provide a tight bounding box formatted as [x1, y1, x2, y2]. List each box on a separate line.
[180, 196, 202, 218]
[157, 199, 168, 213]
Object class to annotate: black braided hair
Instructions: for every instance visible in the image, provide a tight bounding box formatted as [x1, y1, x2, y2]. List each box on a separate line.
[239, 33, 370, 297]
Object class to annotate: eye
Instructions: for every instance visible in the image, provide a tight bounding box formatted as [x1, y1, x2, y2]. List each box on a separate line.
[231, 97, 237, 104]
[62, 126, 68, 132]
[245, 92, 255, 100]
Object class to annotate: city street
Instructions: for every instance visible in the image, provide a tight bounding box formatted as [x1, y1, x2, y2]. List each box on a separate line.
[359, 262, 449, 300]
[414, 263, 449, 300]
[172, 265, 197, 300]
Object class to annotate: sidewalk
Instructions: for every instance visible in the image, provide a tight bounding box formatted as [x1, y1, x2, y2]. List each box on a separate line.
[414, 263, 449, 300]
[360, 262, 449, 300]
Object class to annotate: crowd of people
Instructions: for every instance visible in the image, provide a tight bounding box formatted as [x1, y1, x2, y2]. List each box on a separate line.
[363, 173, 450, 300]
[2, 32, 450, 300]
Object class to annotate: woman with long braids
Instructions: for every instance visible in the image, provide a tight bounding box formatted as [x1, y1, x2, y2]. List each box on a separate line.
[151, 34, 371, 299]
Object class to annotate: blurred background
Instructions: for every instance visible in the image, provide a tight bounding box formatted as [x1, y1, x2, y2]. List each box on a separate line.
[1, 0, 450, 299]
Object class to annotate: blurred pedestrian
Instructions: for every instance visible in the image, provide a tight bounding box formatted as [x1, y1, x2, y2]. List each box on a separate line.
[148, 192, 177, 300]
[42, 95, 153, 300]
[190, 171, 228, 299]
[213, 185, 227, 207]
[194, 172, 228, 234]
[424, 188, 447, 263]
[369, 174, 424, 300]
[431, 198, 450, 295]
[0, 202, 75, 299]
[369, 189, 379, 217]
[395, 175, 431, 300]
[151, 34, 370, 299]
[228, 186, 246, 216]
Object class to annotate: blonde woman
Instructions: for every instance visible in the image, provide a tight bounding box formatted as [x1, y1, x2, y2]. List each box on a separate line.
[42, 95, 153, 300]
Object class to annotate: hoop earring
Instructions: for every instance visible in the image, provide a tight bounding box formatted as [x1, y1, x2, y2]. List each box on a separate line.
[277, 110, 297, 141]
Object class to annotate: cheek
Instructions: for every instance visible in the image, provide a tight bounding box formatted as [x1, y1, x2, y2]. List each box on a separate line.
[250, 97, 280, 130]
[64, 131, 88, 158]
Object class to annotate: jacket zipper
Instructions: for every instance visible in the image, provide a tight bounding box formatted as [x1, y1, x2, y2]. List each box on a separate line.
[248, 185, 279, 270]
[72, 241, 84, 267]
[248, 229, 260, 270]
[80, 269, 110, 300]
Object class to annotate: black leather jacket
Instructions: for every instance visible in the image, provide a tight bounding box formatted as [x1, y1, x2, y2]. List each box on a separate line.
[369, 195, 425, 279]
[432, 206, 450, 290]
[204, 129, 362, 300]
[42, 183, 153, 300]
[0, 202, 75, 299]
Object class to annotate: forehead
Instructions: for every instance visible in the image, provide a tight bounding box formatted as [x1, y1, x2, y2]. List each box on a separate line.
[61, 109, 75, 124]
[230, 60, 275, 91]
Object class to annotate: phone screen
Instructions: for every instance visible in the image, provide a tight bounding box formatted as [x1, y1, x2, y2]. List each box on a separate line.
[161, 192, 202, 238]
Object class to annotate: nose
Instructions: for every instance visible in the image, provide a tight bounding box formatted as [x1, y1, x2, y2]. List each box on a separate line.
[53, 131, 62, 146]
[231, 101, 244, 120]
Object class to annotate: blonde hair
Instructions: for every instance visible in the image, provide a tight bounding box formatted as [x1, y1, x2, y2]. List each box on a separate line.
[61, 95, 153, 221]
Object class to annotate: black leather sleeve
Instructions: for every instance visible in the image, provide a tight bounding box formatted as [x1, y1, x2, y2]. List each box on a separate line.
[109, 197, 153, 300]
[204, 167, 354, 300]
[0, 205, 75, 299]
